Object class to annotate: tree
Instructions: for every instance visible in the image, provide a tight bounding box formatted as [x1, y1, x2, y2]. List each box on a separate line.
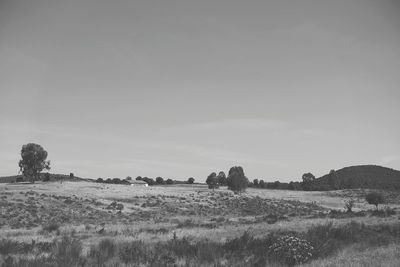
[328, 169, 340, 190]
[156, 177, 164, 184]
[187, 177, 195, 184]
[259, 180, 265, 188]
[302, 173, 315, 183]
[217, 171, 227, 186]
[206, 172, 218, 191]
[365, 192, 385, 210]
[227, 166, 249, 194]
[253, 179, 259, 187]
[69, 173, 74, 179]
[166, 178, 174, 185]
[302, 173, 315, 191]
[18, 143, 50, 183]
[126, 176, 132, 181]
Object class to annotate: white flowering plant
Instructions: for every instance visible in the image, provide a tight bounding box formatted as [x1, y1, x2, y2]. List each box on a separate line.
[268, 235, 314, 266]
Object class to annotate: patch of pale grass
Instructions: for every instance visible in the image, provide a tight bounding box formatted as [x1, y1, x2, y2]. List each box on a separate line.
[302, 243, 400, 267]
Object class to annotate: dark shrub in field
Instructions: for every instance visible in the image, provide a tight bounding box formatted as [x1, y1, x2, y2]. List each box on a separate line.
[166, 179, 174, 185]
[42, 222, 60, 233]
[366, 191, 385, 209]
[96, 178, 104, 183]
[268, 235, 314, 266]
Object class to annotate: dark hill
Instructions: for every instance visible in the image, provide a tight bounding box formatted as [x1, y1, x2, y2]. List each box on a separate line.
[313, 165, 400, 190]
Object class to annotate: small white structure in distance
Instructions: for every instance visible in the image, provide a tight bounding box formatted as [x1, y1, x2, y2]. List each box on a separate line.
[128, 180, 148, 187]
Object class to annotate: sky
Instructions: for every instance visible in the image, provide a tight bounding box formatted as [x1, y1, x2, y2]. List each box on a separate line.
[0, 0, 399, 182]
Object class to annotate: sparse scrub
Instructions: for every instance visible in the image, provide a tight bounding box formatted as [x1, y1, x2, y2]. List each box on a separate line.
[344, 198, 355, 212]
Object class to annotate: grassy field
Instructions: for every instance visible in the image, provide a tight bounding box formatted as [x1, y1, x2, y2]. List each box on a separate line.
[1, 181, 399, 266]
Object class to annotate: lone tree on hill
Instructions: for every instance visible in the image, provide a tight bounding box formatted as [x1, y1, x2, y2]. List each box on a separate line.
[206, 172, 218, 191]
[156, 177, 164, 184]
[365, 192, 385, 210]
[187, 177, 195, 184]
[18, 143, 50, 183]
[227, 166, 249, 194]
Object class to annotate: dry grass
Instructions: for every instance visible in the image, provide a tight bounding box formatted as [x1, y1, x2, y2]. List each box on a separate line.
[1, 181, 399, 266]
[302, 243, 400, 267]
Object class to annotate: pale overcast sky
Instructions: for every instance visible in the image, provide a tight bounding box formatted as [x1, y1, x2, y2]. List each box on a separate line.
[1, 0, 399, 182]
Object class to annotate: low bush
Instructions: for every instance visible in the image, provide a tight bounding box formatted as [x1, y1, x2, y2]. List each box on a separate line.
[41, 222, 60, 233]
[268, 235, 314, 266]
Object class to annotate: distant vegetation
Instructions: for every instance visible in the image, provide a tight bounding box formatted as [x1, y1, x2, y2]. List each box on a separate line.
[249, 165, 400, 191]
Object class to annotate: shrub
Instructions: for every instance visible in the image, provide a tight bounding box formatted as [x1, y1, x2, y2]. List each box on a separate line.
[96, 178, 104, 183]
[344, 198, 355, 212]
[366, 192, 385, 209]
[166, 179, 174, 185]
[268, 235, 314, 266]
[42, 222, 60, 233]
[187, 177, 195, 184]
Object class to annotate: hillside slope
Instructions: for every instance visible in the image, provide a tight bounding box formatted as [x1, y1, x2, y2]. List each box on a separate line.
[314, 165, 400, 190]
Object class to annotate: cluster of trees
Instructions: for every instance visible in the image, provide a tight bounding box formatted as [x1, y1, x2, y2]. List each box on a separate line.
[96, 177, 131, 185]
[206, 167, 249, 194]
[249, 179, 303, 190]
[205, 171, 226, 190]
[135, 176, 175, 185]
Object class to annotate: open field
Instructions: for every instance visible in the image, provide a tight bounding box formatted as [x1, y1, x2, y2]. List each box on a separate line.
[1, 181, 400, 266]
